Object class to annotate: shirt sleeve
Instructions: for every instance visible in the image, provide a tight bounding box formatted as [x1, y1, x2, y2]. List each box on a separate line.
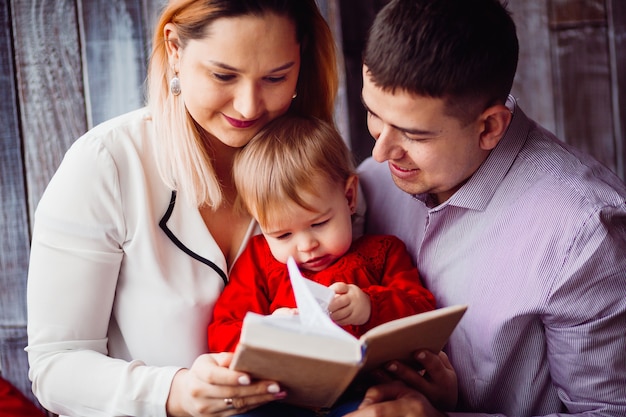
[26, 137, 180, 417]
[539, 205, 626, 417]
[451, 205, 626, 417]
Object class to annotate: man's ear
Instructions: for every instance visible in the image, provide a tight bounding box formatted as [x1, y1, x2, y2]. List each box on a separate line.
[345, 174, 359, 214]
[478, 104, 512, 151]
[164, 23, 181, 70]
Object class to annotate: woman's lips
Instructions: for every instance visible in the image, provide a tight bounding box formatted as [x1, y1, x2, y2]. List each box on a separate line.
[223, 114, 259, 129]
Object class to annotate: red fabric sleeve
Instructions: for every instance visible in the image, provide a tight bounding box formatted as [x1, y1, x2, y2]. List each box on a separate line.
[0, 376, 46, 417]
[353, 236, 436, 334]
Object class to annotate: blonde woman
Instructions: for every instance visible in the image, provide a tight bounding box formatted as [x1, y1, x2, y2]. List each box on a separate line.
[26, 1, 338, 416]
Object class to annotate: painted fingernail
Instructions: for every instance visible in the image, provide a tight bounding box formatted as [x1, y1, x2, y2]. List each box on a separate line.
[274, 391, 287, 399]
[387, 363, 398, 372]
[238, 375, 251, 385]
[267, 383, 280, 393]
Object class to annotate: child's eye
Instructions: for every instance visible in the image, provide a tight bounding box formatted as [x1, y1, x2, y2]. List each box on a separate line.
[276, 232, 292, 240]
[312, 220, 329, 228]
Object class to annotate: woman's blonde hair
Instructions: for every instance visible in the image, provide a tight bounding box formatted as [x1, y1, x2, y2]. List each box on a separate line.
[147, 0, 338, 208]
[233, 115, 355, 229]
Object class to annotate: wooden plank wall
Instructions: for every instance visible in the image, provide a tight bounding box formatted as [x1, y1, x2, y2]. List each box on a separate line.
[1, 0, 165, 409]
[509, 0, 625, 178]
[0, 0, 624, 412]
[0, 0, 32, 405]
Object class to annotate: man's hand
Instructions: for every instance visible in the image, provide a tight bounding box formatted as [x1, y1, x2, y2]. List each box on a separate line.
[383, 350, 457, 410]
[344, 381, 449, 417]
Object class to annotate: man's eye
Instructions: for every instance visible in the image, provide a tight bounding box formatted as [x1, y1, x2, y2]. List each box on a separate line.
[404, 135, 428, 142]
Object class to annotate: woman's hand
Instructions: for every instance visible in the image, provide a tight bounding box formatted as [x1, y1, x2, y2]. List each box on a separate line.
[166, 352, 286, 416]
[328, 282, 371, 326]
[344, 381, 448, 417]
[382, 350, 457, 410]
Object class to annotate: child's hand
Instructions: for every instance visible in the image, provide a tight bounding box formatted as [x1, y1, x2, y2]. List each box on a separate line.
[328, 282, 371, 326]
[271, 307, 299, 316]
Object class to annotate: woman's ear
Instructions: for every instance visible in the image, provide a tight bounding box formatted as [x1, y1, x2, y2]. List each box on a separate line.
[164, 23, 181, 70]
[478, 104, 512, 151]
[345, 175, 359, 214]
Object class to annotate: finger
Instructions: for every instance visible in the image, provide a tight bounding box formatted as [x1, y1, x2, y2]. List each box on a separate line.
[220, 389, 287, 416]
[389, 350, 457, 407]
[330, 305, 351, 323]
[384, 360, 430, 391]
[369, 368, 396, 384]
[330, 282, 349, 294]
[437, 351, 454, 370]
[352, 384, 431, 417]
[414, 350, 449, 382]
[212, 352, 234, 368]
[196, 359, 251, 387]
[329, 294, 349, 312]
[360, 381, 407, 406]
[192, 355, 283, 398]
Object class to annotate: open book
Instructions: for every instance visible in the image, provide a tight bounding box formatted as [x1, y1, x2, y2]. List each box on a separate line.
[230, 257, 467, 408]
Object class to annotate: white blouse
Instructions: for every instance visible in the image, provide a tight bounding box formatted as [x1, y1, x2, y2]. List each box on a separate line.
[26, 108, 257, 417]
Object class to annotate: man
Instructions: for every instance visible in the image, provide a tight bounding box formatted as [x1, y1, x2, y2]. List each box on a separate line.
[348, 0, 626, 416]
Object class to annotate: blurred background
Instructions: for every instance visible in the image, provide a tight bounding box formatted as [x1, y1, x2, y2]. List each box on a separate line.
[1, 0, 624, 411]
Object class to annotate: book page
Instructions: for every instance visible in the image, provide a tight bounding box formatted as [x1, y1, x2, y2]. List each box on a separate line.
[287, 256, 354, 341]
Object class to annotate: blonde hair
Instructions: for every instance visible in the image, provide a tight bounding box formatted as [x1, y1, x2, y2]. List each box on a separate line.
[233, 115, 355, 229]
[147, 0, 338, 208]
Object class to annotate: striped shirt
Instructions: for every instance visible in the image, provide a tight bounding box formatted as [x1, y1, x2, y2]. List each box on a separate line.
[358, 98, 626, 417]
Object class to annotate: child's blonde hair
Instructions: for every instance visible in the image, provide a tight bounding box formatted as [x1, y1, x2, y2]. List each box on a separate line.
[147, 0, 338, 208]
[233, 116, 355, 228]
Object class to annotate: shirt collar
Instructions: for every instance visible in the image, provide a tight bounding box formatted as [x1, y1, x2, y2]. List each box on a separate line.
[415, 95, 531, 211]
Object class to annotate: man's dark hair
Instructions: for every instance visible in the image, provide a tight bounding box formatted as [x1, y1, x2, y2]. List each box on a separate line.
[364, 0, 519, 122]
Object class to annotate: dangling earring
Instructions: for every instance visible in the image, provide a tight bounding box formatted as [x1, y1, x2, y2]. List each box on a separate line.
[292, 91, 297, 99]
[170, 75, 181, 96]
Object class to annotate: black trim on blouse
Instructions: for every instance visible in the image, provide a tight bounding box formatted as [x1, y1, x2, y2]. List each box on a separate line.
[159, 190, 228, 285]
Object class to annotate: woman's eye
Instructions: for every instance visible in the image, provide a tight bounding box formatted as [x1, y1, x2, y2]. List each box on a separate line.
[213, 73, 235, 82]
[265, 75, 287, 84]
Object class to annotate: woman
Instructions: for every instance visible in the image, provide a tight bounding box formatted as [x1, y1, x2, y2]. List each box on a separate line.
[26, 1, 337, 416]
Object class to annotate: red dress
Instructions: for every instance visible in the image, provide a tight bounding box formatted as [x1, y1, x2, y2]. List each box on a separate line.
[0, 377, 46, 417]
[208, 234, 436, 352]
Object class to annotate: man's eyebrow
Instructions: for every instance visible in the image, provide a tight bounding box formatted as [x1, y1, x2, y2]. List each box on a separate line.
[360, 94, 438, 136]
[208, 61, 297, 73]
